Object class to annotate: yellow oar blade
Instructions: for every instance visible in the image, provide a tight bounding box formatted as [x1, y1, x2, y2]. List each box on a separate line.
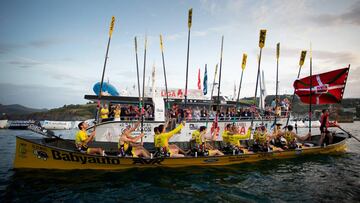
[259, 29, 267, 48]
[109, 16, 115, 37]
[160, 34, 164, 51]
[299, 50, 307, 67]
[188, 8, 193, 29]
[241, 53, 247, 70]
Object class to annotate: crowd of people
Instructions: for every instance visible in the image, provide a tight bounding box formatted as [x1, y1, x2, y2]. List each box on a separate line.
[96, 98, 291, 123]
[74, 108, 336, 158]
[98, 103, 154, 122]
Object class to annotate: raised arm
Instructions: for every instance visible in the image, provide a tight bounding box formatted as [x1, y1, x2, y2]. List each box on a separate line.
[163, 121, 185, 139]
[129, 120, 141, 132]
[162, 119, 170, 133]
[121, 133, 145, 143]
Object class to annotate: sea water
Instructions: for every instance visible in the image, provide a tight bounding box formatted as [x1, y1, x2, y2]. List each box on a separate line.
[0, 123, 359, 202]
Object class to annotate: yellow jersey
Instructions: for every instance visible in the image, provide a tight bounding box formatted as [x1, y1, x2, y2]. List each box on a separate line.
[159, 124, 183, 149]
[114, 109, 121, 118]
[222, 130, 230, 144]
[192, 130, 202, 145]
[228, 129, 251, 147]
[154, 133, 161, 148]
[75, 130, 88, 146]
[284, 131, 295, 143]
[254, 131, 267, 145]
[100, 108, 109, 119]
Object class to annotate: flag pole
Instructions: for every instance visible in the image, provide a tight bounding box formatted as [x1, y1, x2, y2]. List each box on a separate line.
[236, 53, 247, 119]
[184, 8, 192, 109]
[216, 36, 224, 120]
[97, 16, 115, 123]
[160, 34, 170, 117]
[134, 37, 142, 120]
[251, 29, 266, 127]
[141, 36, 148, 135]
[274, 43, 280, 125]
[309, 43, 313, 133]
[285, 50, 306, 127]
[206, 64, 218, 127]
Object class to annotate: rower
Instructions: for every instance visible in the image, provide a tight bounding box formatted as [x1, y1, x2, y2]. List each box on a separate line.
[227, 125, 251, 154]
[271, 123, 286, 148]
[252, 125, 271, 152]
[222, 124, 232, 146]
[118, 120, 150, 158]
[279, 125, 311, 149]
[190, 126, 224, 156]
[75, 121, 105, 156]
[157, 120, 188, 157]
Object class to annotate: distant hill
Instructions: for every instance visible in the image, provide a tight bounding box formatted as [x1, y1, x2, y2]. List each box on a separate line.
[0, 104, 47, 118]
[25, 103, 97, 121]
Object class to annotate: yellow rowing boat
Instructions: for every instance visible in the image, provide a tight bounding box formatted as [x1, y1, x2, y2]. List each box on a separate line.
[14, 134, 348, 170]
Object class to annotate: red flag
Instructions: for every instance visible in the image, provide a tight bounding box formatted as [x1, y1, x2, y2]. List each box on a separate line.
[197, 68, 201, 90]
[294, 67, 349, 104]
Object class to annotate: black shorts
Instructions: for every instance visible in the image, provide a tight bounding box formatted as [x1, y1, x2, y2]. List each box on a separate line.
[320, 126, 330, 134]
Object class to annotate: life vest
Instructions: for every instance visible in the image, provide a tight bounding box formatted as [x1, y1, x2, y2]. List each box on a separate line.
[254, 131, 267, 145]
[284, 131, 295, 143]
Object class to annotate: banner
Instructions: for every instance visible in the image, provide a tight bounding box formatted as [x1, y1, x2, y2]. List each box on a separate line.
[294, 67, 350, 104]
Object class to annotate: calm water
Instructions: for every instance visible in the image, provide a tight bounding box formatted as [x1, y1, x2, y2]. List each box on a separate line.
[0, 123, 360, 202]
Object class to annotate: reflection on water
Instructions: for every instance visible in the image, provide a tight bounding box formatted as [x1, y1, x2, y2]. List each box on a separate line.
[1, 122, 360, 202]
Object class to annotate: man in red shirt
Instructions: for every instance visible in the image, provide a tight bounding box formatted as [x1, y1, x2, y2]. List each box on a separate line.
[319, 109, 333, 146]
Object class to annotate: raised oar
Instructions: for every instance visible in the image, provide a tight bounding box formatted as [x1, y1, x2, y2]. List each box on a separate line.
[235, 53, 247, 120]
[309, 43, 313, 133]
[160, 34, 170, 117]
[134, 37, 142, 120]
[251, 29, 267, 127]
[141, 36, 148, 137]
[184, 8, 192, 109]
[285, 50, 307, 127]
[216, 36, 224, 122]
[28, 124, 60, 139]
[205, 64, 218, 127]
[273, 43, 280, 126]
[96, 16, 115, 122]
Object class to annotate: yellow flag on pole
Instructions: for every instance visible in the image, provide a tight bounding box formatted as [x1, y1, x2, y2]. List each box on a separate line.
[160, 34, 164, 51]
[259, 29, 267, 48]
[299, 50, 307, 67]
[188, 8, 193, 29]
[241, 53, 247, 70]
[276, 43, 280, 59]
[109, 16, 115, 37]
[145, 35, 148, 50]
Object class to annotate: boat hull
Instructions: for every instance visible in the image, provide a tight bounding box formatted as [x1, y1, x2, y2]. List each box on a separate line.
[14, 136, 347, 170]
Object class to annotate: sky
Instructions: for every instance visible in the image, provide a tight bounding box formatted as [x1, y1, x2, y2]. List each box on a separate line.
[0, 0, 359, 109]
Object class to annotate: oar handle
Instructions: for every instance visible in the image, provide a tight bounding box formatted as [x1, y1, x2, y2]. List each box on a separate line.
[337, 126, 360, 143]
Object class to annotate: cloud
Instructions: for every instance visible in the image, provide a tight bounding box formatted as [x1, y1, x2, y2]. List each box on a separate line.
[311, 2, 360, 26]
[7, 57, 46, 68]
[29, 39, 60, 48]
[265, 46, 358, 65]
[0, 43, 23, 54]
